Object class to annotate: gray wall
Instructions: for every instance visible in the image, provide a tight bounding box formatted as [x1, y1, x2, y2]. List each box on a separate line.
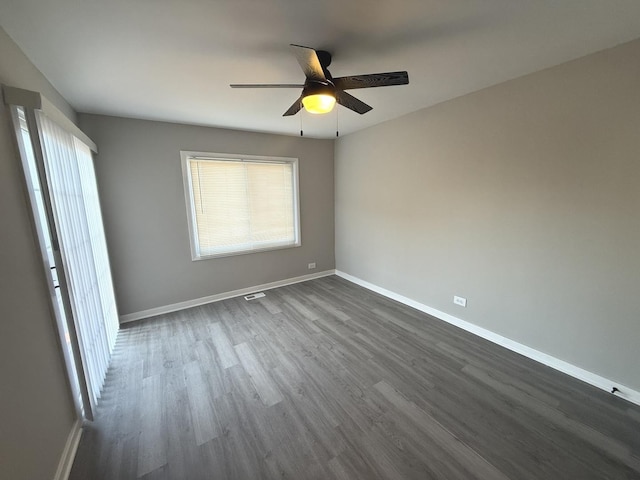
[0, 27, 77, 480]
[335, 39, 640, 392]
[79, 114, 336, 316]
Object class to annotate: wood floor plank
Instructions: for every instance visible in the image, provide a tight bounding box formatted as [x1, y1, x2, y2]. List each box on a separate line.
[234, 342, 284, 407]
[184, 361, 220, 446]
[70, 276, 640, 480]
[137, 374, 167, 477]
[162, 367, 205, 480]
[209, 322, 240, 369]
[280, 292, 321, 321]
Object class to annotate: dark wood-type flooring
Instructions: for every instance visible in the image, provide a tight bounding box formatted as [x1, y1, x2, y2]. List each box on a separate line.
[70, 275, 640, 479]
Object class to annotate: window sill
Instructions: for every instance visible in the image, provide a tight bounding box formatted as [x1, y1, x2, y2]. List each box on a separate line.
[191, 241, 301, 261]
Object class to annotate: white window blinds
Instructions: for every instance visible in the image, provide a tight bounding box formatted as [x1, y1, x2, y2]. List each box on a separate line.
[37, 111, 119, 409]
[183, 154, 300, 259]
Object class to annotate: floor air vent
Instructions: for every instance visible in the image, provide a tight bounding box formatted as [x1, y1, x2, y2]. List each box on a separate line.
[244, 292, 266, 301]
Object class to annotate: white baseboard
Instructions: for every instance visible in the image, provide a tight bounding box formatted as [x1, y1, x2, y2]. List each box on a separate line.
[119, 269, 336, 324]
[54, 419, 82, 480]
[335, 270, 640, 407]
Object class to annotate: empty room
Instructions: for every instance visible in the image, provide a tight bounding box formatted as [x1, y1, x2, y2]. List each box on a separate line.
[1, 2, 640, 479]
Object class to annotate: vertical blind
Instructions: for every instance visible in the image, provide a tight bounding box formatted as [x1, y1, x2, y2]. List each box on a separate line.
[36, 111, 119, 408]
[187, 158, 298, 257]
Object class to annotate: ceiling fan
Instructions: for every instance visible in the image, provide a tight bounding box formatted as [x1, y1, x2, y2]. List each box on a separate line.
[230, 44, 409, 116]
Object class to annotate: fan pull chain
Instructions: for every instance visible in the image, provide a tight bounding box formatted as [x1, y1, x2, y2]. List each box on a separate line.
[300, 100, 304, 137]
[336, 106, 339, 137]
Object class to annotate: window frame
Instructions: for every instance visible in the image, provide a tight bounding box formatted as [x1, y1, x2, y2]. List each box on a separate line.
[180, 150, 301, 261]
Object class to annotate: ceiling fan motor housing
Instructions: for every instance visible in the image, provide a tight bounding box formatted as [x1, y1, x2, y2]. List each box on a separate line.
[302, 81, 335, 98]
[316, 50, 332, 70]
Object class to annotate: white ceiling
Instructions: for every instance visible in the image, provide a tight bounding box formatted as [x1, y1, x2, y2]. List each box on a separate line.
[2, 1, 640, 139]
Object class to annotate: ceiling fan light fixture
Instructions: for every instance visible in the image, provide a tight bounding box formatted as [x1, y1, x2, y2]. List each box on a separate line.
[302, 93, 336, 114]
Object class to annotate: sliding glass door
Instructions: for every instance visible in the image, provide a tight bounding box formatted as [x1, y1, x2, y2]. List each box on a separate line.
[9, 98, 119, 420]
[10, 105, 88, 417]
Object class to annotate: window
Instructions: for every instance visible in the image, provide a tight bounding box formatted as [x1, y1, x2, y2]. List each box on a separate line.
[181, 151, 301, 259]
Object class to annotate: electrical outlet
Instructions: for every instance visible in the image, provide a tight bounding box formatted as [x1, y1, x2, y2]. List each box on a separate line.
[453, 295, 467, 307]
[308, 262, 316, 269]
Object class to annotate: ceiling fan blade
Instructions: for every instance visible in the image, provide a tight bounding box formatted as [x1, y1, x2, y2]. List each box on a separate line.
[290, 44, 326, 82]
[333, 71, 409, 90]
[283, 96, 303, 116]
[335, 91, 372, 115]
[230, 84, 304, 88]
